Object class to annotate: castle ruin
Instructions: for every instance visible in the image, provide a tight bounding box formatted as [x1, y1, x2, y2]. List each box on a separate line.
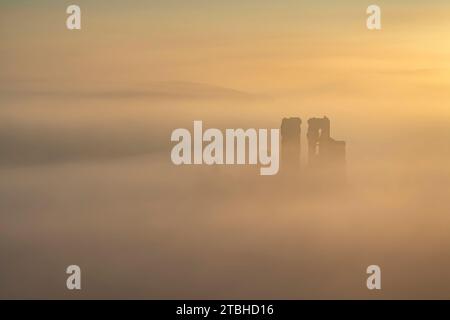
[281, 116, 346, 172]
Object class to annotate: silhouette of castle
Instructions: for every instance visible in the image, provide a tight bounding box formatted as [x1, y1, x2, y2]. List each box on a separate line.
[281, 116, 346, 172]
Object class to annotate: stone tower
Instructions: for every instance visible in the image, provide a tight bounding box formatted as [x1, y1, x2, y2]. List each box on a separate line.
[307, 116, 346, 168]
[281, 117, 302, 172]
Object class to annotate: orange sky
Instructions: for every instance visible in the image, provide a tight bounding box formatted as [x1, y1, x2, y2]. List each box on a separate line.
[1, 1, 449, 123]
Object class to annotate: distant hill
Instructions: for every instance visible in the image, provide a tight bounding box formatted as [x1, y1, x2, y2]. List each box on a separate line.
[1, 81, 258, 101]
